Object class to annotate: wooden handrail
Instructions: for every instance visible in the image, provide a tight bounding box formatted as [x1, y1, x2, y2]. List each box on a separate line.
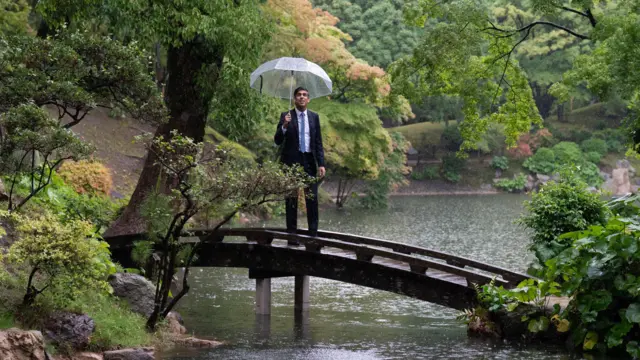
[104, 226, 530, 286]
[260, 230, 508, 287]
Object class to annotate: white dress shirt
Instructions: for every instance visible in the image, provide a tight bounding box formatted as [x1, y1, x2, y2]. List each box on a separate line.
[282, 109, 311, 152]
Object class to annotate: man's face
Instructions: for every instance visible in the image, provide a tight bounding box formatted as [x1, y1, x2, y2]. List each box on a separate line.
[294, 90, 310, 109]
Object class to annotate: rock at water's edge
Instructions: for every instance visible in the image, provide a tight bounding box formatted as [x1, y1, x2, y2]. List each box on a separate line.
[0, 328, 46, 360]
[108, 273, 156, 318]
[103, 348, 154, 360]
[44, 312, 95, 351]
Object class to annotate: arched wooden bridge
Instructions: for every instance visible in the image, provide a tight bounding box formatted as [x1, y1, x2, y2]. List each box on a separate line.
[105, 228, 531, 312]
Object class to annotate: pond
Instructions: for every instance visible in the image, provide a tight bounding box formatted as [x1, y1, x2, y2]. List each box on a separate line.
[160, 195, 579, 360]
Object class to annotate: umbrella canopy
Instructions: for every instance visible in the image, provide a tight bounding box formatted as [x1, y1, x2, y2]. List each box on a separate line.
[250, 57, 332, 100]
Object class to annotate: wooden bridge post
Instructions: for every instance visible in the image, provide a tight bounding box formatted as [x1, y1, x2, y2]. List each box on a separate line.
[294, 275, 310, 312]
[255, 278, 271, 315]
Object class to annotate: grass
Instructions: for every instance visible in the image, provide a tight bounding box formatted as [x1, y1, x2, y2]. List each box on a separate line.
[0, 311, 15, 329]
[67, 292, 153, 352]
[545, 103, 623, 133]
[390, 121, 446, 149]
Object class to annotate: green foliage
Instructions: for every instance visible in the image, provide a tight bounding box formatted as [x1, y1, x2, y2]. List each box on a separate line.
[360, 131, 409, 209]
[523, 147, 556, 174]
[0, 0, 31, 36]
[581, 138, 608, 157]
[392, 0, 542, 153]
[310, 99, 392, 181]
[519, 171, 608, 268]
[410, 166, 439, 180]
[584, 151, 602, 164]
[313, 0, 421, 68]
[441, 153, 465, 183]
[551, 141, 583, 164]
[494, 173, 527, 193]
[490, 156, 509, 171]
[3, 211, 116, 307]
[0, 311, 14, 329]
[439, 125, 463, 152]
[0, 104, 95, 212]
[540, 194, 640, 357]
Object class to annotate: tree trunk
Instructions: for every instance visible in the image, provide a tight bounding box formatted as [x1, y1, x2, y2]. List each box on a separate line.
[105, 40, 223, 237]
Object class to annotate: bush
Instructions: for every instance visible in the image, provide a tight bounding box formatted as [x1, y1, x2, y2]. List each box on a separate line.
[490, 156, 509, 171]
[440, 125, 463, 151]
[410, 166, 439, 180]
[523, 148, 556, 174]
[580, 138, 608, 156]
[58, 160, 113, 196]
[552, 142, 583, 164]
[606, 140, 625, 153]
[494, 173, 527, 193]
[441, 153, 465, 183]
[541, 195, 640, 358]
[519, 171, 608, 268]
[576, 161, 604, 187]
[584, 151, 602, 164]
[3, 211, 116, 307]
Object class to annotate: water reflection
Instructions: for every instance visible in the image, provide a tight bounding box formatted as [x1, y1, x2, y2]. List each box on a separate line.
[160, 195, 581, 360]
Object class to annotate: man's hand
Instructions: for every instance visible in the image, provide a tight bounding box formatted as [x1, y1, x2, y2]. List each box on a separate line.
[283, 112, 291, 129]
[318, 166, 326, 177]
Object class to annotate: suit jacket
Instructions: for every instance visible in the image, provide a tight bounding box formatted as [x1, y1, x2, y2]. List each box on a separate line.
[274, 109, 325, 167]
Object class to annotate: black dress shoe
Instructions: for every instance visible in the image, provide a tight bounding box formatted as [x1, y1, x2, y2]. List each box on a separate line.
[308, 231, 318, 237]
[287, 240, 301, 246]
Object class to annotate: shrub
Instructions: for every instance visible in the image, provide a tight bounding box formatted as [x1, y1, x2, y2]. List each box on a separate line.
[542, 195, 640, 358]
[410, 166, 439, 180]
[523, 148, 556, 174]
[494, 173, 527, 193]
[584, 151, 602, 164]
[552, 142, 583, 164]
[580, 138, 608, 156]
[58, 160, 113, 196]
[4, 211, 116, 307]
[442, 153, 465, 183]
[439, 125, 463, 151]
[507, 141, 533, 159]
[606, 140, 625, 153]
[490, 156, 509, 171]
[576, 161, 604, 187]
[519, 171, 608, 268]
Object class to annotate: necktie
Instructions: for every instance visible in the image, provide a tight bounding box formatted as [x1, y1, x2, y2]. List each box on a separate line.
[299, 112, 306, 152]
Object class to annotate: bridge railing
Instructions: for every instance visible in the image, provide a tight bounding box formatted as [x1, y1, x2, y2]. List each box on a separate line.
[105, 227, 531, 289]
[196, 227, 530, 288]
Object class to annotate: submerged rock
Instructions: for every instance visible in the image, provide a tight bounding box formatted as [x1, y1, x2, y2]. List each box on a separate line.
[103, 348, 154, 360]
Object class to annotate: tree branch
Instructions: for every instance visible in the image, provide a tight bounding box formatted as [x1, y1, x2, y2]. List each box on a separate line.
[483, 21, 589, 40]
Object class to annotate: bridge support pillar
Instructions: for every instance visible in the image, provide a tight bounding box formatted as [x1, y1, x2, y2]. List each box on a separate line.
[294, 275, 310, 312]
[255, 278, 271, 315]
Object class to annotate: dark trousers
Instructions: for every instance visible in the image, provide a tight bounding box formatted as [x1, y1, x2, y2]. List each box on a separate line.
[286, 152, 318, 235]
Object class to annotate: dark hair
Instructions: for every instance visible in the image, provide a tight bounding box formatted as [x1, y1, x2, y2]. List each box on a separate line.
[294, 87, 309, 97]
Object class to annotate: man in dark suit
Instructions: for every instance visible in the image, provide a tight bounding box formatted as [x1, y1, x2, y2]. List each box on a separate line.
[274, 87, 325, 240]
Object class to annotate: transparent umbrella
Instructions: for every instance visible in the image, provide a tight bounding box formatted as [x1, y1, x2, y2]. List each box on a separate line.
[250, 57, 332, 108]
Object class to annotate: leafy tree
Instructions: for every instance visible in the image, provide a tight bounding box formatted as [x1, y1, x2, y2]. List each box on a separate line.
[0, 104, 94, 212]
[308, 99, 392, 208]
[30, 0, 274, 236]
[137, 131, 309, 329]
[313, 0, 422, 68]
[393, 0, 640, 153]
[360, 131, 409, 209]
